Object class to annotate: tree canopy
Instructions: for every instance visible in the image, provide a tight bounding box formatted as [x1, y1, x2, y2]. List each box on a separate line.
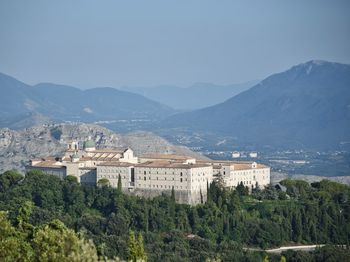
[1, 170, 350, 261]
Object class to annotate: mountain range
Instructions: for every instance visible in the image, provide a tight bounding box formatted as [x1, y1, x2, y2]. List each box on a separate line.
[0, 73, 175, 128]
[119, 81, 258, 110]
[1, 60, 349, 150]
[163, 60, 350, 150]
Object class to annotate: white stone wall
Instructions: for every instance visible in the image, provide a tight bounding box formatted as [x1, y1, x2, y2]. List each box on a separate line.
[96, 165, 132, 188]
[120, 149, 138, 163]
[228, 167, 270, 189]
[189, 166, 213, 204]
[65, 162, 80, 181]
[134, 167, 191, 191]
[131, 165, 213, 205]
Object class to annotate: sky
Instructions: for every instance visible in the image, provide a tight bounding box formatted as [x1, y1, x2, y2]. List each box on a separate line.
[0, 0, 350, 88]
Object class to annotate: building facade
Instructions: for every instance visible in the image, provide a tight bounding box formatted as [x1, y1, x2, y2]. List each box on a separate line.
[27, 140, 270, 205]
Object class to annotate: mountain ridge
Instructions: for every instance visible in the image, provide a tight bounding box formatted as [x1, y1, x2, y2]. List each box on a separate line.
[163, 60, 350, 150]
[0, 73, 175, 128]
[119, 80, 258, 110]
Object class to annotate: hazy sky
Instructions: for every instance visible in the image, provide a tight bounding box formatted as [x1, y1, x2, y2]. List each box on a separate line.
[1, 0, 350, 88]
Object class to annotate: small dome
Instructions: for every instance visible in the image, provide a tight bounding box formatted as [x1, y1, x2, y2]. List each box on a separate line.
[83, 140, 96, 149]
[72, 152, 79, 159]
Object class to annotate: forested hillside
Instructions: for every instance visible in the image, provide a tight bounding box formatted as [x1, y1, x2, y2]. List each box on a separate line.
[1, 170, 350, 261]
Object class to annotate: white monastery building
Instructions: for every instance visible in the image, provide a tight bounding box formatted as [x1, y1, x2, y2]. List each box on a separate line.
[27, 140, 270, 205]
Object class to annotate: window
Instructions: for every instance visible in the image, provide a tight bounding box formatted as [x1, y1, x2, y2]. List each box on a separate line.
[180, 172, 183, 176]
[144, 177, 146, 181]
[144, 171, 146, 175]
[180, 178, 183, 182]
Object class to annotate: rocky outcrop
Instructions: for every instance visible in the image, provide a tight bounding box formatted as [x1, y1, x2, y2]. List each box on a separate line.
[0, 123, 207, 173]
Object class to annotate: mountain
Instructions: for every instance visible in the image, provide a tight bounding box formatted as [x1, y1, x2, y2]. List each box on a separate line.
[164, 60, 350, 150]
[0, 73, 38, 118]
[0, 73, 175, 128]
[120, 81, 258, 110]
[0, 123, 207, 172]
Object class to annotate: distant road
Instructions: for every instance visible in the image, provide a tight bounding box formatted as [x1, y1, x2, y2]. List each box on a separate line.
[243, 244, 326, 253]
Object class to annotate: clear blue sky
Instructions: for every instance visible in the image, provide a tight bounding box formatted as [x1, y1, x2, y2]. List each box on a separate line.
[0, 0, 349, 88]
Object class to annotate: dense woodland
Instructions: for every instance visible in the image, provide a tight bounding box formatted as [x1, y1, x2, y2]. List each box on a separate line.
[1, 170, 350, 261]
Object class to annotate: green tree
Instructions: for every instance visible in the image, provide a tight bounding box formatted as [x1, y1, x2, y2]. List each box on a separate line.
[137, 232, 147, 262]
[200, 188, 204, 204]
[98, 178, 110, 187]
[128, 231, 139, 262]
[0, 170, 23, 192]
[17, 201, 34, 232]
[117, 174, 122, 192]
[236, 182, 247, 196]
[33, 219, 81, 261]
[171, 186, 175, 202]
[0, 211, 33, 261]
[128, 231, 147, 262]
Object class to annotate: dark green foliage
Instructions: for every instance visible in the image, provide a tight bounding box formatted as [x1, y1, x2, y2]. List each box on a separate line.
[0, 203, 102, 261]
[0, 170, 23, 192]
[282, 245, 350, 262]
[117, 174, 122, 192]
[1, 170, 350, 261]
[236, 181, 249, 196]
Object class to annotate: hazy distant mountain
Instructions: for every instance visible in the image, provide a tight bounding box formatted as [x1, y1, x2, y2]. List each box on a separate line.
[0, 73, 175, 128]
[164, 60, 350, 150]
[120, 81, 258, 110]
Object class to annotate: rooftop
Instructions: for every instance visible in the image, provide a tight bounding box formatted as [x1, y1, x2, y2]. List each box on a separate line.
[31, 159, 65, 169]
[197, 160, 269, 169]
[136, 161, 211, 169]
[91, 147, 128, 153]
[97, 161, 135, 167]
[140, 154, 193, 161]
